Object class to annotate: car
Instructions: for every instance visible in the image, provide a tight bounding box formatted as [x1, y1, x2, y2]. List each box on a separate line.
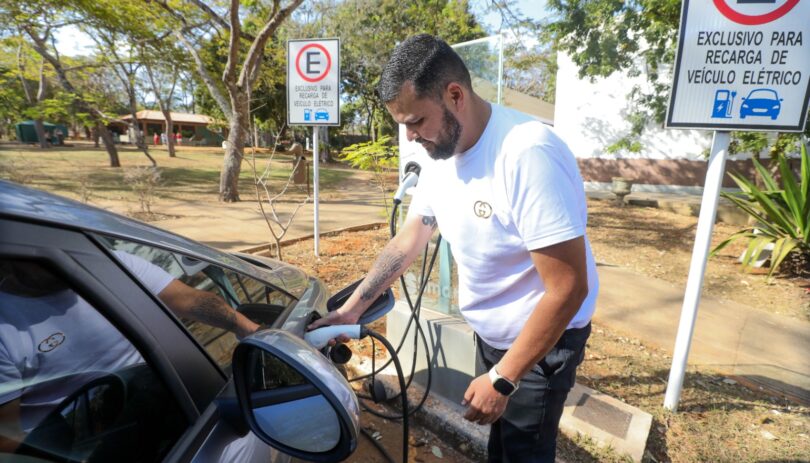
[314, 110, 329, 121]
[0, 180, 361, 463]
[739, 88, 782, 120]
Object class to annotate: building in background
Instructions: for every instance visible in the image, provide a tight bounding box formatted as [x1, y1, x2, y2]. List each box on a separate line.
[120, 111, 225, 146]
[554, 52, 763, 194]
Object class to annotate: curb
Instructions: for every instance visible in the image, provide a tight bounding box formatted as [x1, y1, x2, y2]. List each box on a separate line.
[238, 222, 387, 255]
[345, 355, 489, 462]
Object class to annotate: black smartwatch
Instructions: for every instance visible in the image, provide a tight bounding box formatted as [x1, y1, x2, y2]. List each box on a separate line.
[488, 365, 519, 397]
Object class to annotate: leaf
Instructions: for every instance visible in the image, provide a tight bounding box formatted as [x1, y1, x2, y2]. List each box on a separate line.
[767, 238, 799, 279]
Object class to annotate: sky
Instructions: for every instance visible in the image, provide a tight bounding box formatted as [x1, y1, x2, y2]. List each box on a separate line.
[54, 0, 551, 57]
[478, 0, 550, 33]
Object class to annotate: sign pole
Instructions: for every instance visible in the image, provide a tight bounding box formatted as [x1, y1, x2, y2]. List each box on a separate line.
[313, 126, 320, 257]
[286, 38, 339, 258]
[664, 131, 730, 411]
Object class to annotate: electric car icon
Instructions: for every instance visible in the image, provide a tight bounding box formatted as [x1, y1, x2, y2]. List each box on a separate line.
[0, 180, 359, 463]
[739, 88, 782, 120]
[314, 109, 330, 121]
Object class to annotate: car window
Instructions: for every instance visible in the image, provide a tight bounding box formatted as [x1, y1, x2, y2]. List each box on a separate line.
[96, 237, 295, 372]
[0, 259, 187, 462]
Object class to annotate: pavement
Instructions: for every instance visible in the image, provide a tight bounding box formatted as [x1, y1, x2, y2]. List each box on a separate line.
[140, 180, 809, 458]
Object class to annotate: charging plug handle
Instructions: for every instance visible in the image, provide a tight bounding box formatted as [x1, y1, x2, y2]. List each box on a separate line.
[303, 324, 362, 349]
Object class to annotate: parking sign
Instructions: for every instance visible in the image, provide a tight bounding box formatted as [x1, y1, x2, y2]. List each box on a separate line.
[287, 39, 340, 126]
[666, 0, 810, 131]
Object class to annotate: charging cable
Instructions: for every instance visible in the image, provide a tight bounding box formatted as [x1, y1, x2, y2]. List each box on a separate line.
[304, 325, 408, 463]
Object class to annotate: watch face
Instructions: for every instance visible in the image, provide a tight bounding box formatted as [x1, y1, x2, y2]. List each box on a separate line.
[493, 377, 515, 396]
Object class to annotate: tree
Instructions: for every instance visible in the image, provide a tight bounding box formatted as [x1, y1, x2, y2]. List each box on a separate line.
[15, 39, 49, 148]
[150, 0, 305, 202]
[320, 0, 486, 140]
[87, 28, 157, 166]
[142, 46, 181, 158]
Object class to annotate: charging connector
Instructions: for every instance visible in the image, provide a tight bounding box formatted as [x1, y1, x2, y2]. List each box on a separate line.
[393, 161, 421, 205]
[303, 324, 362, 349]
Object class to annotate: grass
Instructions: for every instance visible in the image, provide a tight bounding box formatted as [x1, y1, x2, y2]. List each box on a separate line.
[0, 142, 351, 205]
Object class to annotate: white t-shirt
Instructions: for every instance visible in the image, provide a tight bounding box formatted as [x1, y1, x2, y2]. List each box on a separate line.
[0, 251, 173, 430]
[408, 104, 599, 349]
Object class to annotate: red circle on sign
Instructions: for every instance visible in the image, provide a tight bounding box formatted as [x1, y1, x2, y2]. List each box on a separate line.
[713, 0, 799, 25]
[295, 44, 331, 83]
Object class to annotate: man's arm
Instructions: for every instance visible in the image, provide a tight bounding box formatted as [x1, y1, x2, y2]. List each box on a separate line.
[308, 214, 437, 330]
[0, 398, 22, 453]
[462, 236, 589, 425]
[157, 281, 260, 338]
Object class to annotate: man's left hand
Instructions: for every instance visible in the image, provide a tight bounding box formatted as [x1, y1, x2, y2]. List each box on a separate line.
[461, 374, 508, 425]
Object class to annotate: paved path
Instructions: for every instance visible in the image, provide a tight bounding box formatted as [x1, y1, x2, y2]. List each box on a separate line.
[141, 183, 809, 404]
[596, 264, 810, 403]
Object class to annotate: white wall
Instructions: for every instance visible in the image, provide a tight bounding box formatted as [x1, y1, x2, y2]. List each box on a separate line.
[554, 52, 712, 161]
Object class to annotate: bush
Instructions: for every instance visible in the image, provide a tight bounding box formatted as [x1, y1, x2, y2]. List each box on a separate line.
[713, 141, 809, 279]
[123, 167, 161, 214]
[340, 136, 399, 214]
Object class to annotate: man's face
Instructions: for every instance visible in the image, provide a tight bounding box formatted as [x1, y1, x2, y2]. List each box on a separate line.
[385, 82, 463, 160]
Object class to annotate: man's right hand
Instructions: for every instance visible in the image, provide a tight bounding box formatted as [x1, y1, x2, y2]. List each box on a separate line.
[306, 307, 361, 346]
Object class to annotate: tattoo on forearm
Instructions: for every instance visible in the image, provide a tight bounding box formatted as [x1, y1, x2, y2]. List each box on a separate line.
[421, 215, 437, 230]
[360, 249, 406, 301]
[190, 293, 237, 331]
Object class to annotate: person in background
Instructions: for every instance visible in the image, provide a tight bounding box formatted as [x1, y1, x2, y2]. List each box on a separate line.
[0, 251, 259, 453]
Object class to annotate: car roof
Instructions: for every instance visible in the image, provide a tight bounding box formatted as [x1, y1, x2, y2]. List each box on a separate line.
[0, 180, 308, 297]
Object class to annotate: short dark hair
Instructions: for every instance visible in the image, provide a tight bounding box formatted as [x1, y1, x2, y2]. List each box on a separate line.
[377, 34, 472, 103]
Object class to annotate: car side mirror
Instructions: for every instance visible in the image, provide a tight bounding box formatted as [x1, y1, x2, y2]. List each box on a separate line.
[232, 330, 358, 462]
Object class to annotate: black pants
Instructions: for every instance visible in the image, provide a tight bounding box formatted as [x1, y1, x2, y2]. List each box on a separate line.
[475, 323, 591, 463]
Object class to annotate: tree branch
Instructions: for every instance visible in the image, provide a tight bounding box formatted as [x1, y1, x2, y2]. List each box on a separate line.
[173, 30, 233, 117]
[238, 0, 304, 89]
[184, 0, 257, 41]
[223, 0, 241, 89]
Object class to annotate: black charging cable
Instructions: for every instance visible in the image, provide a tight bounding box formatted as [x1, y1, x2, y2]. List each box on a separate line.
[361, 327, 408, 463]
[353, 195, 441, 422]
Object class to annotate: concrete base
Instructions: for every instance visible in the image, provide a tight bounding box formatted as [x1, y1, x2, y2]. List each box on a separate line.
[385, 302, 653, 462]
[385, 300, 478, 405]
[561, 384, 652, 462]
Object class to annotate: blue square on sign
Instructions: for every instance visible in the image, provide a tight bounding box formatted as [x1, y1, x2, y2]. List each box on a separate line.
[304, 108, 312, 121]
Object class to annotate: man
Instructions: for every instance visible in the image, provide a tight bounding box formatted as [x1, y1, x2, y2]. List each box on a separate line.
[309, 34, 599, 462]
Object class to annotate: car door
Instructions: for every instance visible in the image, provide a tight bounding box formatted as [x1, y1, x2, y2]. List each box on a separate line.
[0, 218, 284, 462]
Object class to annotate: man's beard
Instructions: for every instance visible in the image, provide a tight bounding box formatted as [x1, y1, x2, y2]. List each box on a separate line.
[420, 106, 462, 161]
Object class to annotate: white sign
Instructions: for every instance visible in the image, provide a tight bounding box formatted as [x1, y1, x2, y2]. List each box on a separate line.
[287, 39, 340, 126]
[667, 0, 810, 132]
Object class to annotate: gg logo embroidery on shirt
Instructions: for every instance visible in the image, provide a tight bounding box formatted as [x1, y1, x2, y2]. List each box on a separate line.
[38, 332, 66, 353]
[473, 201, 493, 219]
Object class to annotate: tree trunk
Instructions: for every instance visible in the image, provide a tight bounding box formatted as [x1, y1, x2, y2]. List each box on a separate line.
[97, 124, 120, 167]
[33, 119, 48, 148]
[163, 116, 176, 158]
[220, 99, 248, 202]
[128, 111, 156, 166]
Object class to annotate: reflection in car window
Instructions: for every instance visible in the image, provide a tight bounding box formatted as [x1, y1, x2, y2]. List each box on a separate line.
[0, 259, 186, 461]
[96, 237, 295, 372]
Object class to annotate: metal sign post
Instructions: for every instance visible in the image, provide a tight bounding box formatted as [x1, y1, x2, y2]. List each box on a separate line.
[664, 0, 809, 411]
[287, 38, 340, 257]
[313, 126, 320, 256]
